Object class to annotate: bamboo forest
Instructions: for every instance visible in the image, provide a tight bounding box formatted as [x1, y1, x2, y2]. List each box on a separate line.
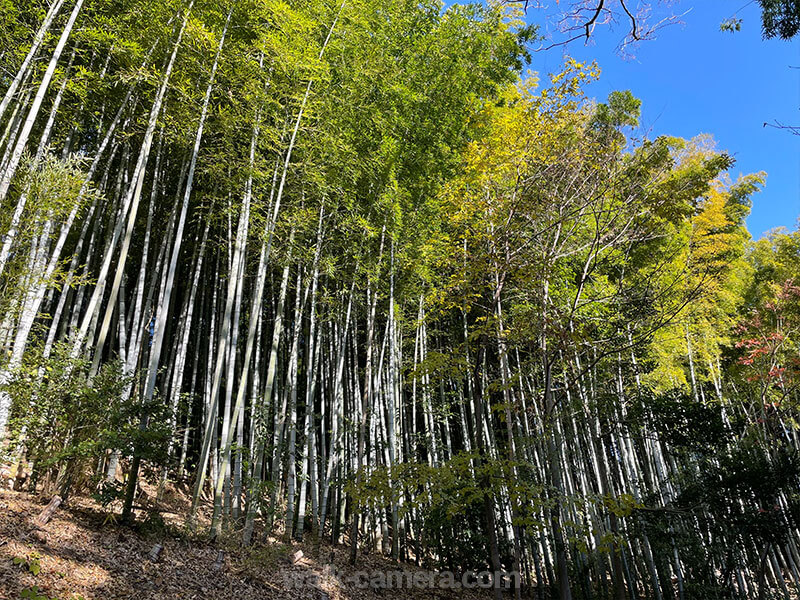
[1, 1, 800, 599]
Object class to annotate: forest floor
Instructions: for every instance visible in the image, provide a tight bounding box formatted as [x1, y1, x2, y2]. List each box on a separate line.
[0, 488, 500, 600]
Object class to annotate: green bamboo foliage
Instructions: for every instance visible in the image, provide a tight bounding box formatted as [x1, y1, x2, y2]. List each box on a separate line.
[0, 1, 799, 599]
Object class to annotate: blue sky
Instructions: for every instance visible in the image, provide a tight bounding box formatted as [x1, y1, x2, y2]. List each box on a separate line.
[525, 1, 800, 238]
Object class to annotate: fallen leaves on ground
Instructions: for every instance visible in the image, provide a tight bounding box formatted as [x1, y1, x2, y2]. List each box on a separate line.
[0, 490, 501, 600]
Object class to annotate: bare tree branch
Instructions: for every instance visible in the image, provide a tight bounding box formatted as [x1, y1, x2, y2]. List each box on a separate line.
[764, 120, 800, 136]
[532, 1, 687, 56]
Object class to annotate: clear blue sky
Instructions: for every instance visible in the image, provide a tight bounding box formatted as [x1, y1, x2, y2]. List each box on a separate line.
[525, 1, 800, 239]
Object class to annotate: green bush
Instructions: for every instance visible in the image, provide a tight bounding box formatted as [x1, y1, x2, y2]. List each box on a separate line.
[3, 342, 171, 498]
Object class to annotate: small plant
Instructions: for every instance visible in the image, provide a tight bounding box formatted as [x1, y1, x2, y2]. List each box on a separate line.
[240, 543, 290, 575]
[102, 511, 119, 527]
[19, 586, 57, 600]
[92, 479, 125, 526]
[92, 479, 125, 508]
[138, 510, 168, 538]
[13, 553, 42, 576]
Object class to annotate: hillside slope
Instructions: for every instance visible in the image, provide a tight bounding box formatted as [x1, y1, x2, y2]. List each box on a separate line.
[0, 490, 497, 600]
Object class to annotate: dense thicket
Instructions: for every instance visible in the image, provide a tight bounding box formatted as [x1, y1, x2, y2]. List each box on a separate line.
[1, 1, 800, 599]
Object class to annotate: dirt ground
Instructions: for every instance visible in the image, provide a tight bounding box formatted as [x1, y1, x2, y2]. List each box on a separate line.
[0, 489, 503, 600]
